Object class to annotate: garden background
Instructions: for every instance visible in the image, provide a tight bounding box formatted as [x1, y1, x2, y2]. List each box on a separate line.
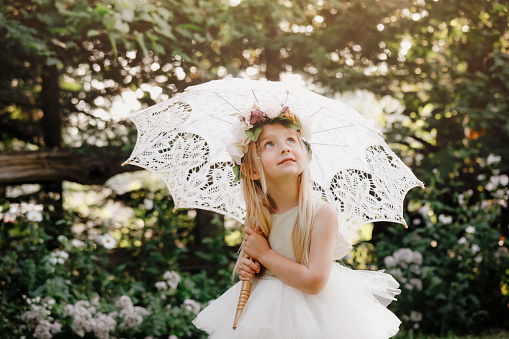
[1, 0, 508, 338]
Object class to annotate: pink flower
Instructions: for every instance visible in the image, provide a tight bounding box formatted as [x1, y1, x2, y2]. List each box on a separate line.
[249, 109, 266, 125]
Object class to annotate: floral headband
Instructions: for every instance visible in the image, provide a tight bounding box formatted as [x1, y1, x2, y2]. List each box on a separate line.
[224, 102, 312, 180]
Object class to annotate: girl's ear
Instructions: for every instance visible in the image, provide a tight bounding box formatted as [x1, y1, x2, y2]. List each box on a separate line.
[240, 163, 260, 180]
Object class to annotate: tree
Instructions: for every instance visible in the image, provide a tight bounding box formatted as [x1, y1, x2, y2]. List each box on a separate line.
[0, 0, 224, 224]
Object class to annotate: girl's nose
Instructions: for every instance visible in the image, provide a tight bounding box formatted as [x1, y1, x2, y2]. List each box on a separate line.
[280, 148, 290, 154]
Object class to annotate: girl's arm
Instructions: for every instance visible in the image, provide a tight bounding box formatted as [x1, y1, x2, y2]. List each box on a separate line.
[243, 204, 338, 295]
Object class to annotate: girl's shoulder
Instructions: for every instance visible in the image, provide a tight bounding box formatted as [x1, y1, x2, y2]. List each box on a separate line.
[314, 197, 335, 216]
[313, 199, 338, 230]
[313, 197, 327, 210]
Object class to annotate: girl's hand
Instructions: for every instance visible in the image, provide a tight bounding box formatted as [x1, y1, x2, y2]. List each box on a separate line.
[238, 257, 261, 281]
[243, 226, 270, 262]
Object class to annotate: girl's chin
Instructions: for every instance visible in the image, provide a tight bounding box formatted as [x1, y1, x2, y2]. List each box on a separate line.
[266, 169, 303, 182]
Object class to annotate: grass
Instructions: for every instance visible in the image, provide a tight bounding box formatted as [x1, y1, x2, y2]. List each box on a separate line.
[393, 331, 509, 339]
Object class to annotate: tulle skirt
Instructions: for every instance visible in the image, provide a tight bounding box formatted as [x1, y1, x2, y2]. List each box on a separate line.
[193, 263, 401, 339]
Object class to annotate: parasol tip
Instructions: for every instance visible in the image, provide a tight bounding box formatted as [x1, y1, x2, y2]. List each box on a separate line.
[121, 160, 130, 167]
[419, 182, 425, 189]
[403, 222, 409, 229]
[173, 204, 179, 213]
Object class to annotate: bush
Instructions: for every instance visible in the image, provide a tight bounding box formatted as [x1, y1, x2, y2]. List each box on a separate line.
[0, 188, 238, 339]
[375, 155, 509, 335]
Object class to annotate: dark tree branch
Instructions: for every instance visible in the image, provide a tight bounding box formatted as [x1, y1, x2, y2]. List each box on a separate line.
[0, 150, 140, 186]
[408, 135, 438, 151]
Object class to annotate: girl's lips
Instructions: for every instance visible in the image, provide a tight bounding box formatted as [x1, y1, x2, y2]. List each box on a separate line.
[278, 158, 295, 165]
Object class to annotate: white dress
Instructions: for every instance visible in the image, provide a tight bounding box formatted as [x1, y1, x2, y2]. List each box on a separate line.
[193, 200, 401, 338]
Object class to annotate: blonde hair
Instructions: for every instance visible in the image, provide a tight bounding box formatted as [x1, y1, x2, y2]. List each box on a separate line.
[233, 126, 316, 277]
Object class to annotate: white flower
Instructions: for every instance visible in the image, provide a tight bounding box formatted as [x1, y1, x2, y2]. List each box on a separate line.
[486, 182, 495, 191]
[143, 198, 154, 210]
[410, 310, 423, 322]
[187, 209, 197, 219]
[457, 194, 465, 206]
[118, 305, 149, 330]
[22, 302, 63, 339]
[412, 251, 423, 265]
[438, 214, 452, 225]
[57, 235, 67, 243]
[384, 256, 396, 267]
[486, 154, 501, 165]
[471, 244, 480, 254]
[71, 239, 85, 248]
[458, 236, 467, 245]
[224, 120, 251, 165]
[168, 335, 178, 339]
[500, 174, 509, 186]
[91, 294, 100, 305]
[257, 102, 281, 119]
[115, 295, 133, 309]
[418, 205, 430, 217]
[49, 251, 69, 265]
[474, 255, 483, 263]
[93, 312, 116, 339]
[490, 175, 500, 186]
[163, 271, 181, 290]
[410, 278, 423, 291]
[410, 264, 421, 275]
[27, 210, 43, 222]
[3, 212, 16, 223]
[393, 248, 414, 264]
[48, 192, 61, 200]
[465, 225, 475, 234]
[182, 299, 200, 315]
[97, 234, 117, 249]
[155, 281, 168, 291]
[238, 108, 254, 130]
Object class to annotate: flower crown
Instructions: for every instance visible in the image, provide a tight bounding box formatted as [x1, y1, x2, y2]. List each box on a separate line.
[224, 102, 312, 179]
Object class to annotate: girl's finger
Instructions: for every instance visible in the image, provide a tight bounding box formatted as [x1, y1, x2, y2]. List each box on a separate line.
[241, 262, 253, 272]
[244, 259, 259, 272]
[244, 226, 253, 235]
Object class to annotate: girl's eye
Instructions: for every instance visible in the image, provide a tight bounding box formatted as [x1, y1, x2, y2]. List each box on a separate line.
[287, 138, 295, 144]
[264, 141, 274, 148]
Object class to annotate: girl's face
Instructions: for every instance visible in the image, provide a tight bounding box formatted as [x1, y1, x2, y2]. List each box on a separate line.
[257, 123, 306, 184]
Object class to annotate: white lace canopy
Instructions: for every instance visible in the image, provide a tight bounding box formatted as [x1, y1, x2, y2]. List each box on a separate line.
[124, 79, 423, 238]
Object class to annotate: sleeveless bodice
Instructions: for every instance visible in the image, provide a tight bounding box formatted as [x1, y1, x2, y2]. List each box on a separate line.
[261, 198, 353, 278]
[268, 206, 300, 262]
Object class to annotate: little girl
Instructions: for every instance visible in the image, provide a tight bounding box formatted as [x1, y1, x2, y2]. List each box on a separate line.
[193, 103, 401, 338]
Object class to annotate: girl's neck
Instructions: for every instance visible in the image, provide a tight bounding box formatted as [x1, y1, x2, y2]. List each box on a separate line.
[267, 177, 300, 214]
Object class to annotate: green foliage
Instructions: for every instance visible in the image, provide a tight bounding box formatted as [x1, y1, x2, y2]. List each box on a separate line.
[1, 0, 509, 337]
[0, 189, 238, 339]
[0, 0, 222, 153]
[375, 156, 509, 335]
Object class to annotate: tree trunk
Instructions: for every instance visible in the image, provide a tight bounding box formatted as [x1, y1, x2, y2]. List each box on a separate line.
[264, 20, 282, 81]
[40, 65, 64, 227]
[41, 65, 62, 150]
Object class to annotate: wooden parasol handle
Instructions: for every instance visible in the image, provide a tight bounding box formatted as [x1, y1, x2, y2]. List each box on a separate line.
[233, 279, 252, 329]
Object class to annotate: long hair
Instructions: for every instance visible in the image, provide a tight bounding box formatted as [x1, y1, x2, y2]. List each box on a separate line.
[233, 129, 316, 277]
